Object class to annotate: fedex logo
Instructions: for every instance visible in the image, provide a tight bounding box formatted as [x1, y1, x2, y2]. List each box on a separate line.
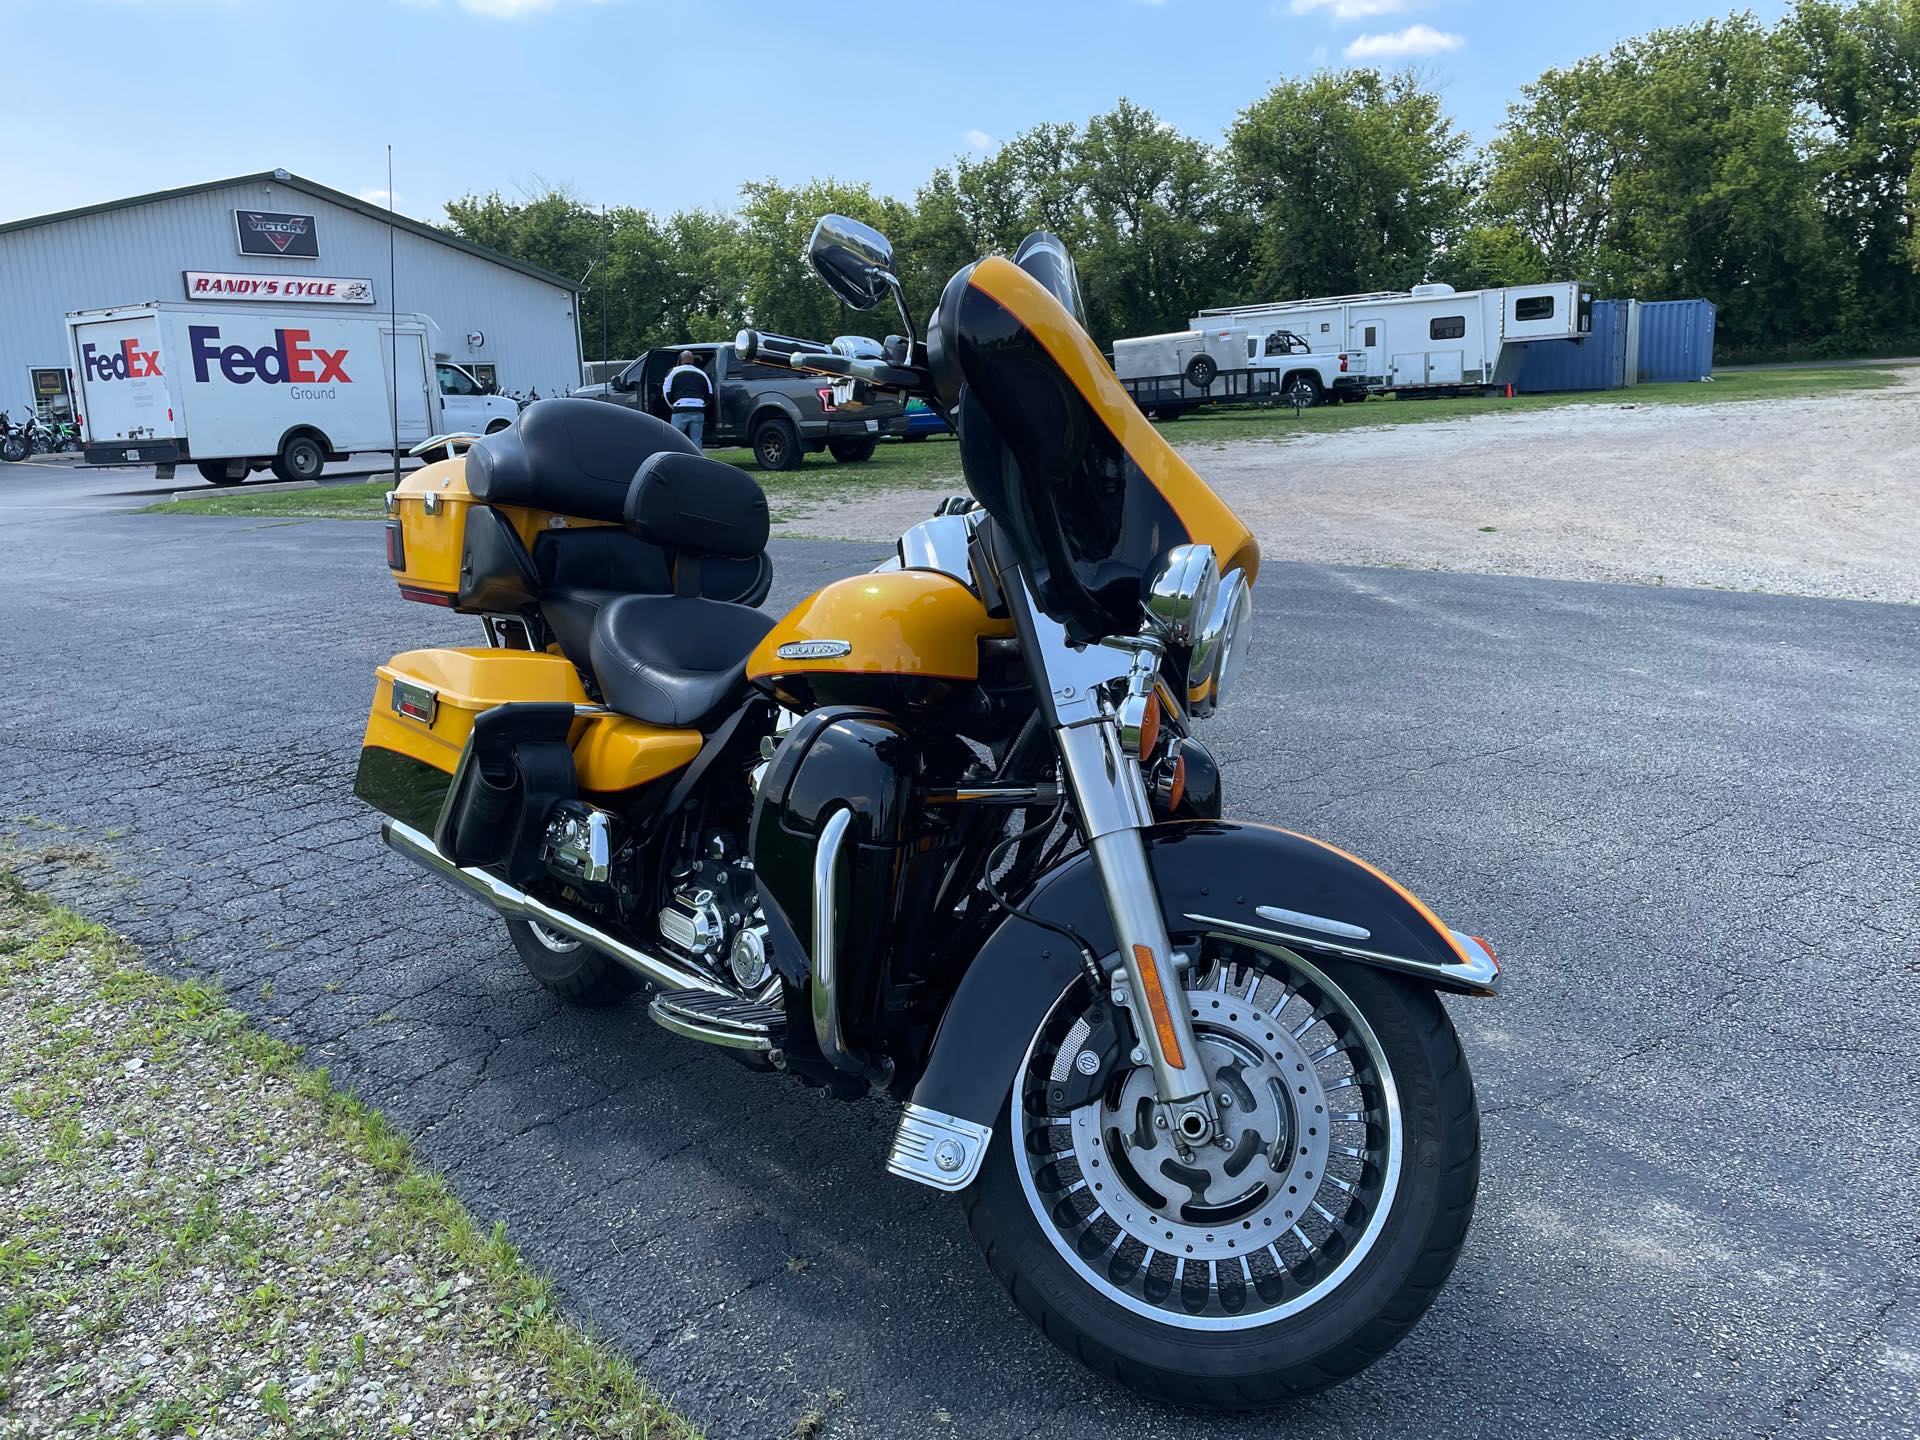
[81, 338, 164, 382]
[188, 325, 351, 385]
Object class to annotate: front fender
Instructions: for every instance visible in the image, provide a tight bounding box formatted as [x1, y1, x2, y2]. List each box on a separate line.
[889, 819, 1498, 1191]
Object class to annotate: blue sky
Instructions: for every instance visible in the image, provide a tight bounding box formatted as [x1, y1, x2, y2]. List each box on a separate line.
[12, 0, 1790, 228]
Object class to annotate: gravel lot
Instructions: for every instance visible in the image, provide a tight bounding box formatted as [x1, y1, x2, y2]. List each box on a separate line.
[1, 503, 1915, 1439]
[786, 370, 1920, 603]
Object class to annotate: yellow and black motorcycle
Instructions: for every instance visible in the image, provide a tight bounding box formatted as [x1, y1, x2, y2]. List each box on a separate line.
[355, 216, 1499, 1406]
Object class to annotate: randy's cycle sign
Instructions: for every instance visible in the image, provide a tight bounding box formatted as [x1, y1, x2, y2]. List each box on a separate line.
[234, 209, 319, 258]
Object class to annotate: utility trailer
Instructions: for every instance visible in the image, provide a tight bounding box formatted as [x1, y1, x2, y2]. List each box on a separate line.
[1191, 280, 1595, 397]
[1112, 325, 1366, 416]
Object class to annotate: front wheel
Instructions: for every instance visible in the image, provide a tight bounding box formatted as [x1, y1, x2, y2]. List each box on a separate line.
[964, 936, 1478, 1408]
[751, 415, 803, 472]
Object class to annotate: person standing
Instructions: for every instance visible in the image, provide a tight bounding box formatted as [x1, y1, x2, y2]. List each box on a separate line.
[663, 351, 712, 446]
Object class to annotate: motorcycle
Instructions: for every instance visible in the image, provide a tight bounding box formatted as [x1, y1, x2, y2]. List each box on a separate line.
[0, 410, 28, 463]
[355, 215, 1497, 1406]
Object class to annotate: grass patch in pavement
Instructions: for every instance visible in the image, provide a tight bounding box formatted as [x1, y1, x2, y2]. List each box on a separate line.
[142, 367, 1897, 521]
[0, 853, 699, 1438]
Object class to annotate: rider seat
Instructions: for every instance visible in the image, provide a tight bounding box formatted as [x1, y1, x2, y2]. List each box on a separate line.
[588, 451, 776, 729]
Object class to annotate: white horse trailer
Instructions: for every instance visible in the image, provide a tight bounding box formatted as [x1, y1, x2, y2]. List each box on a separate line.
[1193, 281, 1594, 396]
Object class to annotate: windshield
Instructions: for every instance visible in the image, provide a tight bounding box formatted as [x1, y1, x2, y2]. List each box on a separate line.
[933, 238, 1257, 644]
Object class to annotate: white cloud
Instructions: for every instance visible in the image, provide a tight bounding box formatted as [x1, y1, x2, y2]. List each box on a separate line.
[963, 129, 997, 152]
[1290, 0, 1416, 18]
[1310, 43, 1329, 65]
[1344, 23, 1463, 58]
[359, 188, 399, 207]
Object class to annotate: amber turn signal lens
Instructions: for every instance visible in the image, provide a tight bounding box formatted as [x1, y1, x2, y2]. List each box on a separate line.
[1167, 752, 1186, 811]
[1137, 692, 1162, 760]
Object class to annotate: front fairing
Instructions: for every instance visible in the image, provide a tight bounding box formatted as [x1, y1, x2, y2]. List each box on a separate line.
[929, 254, 1258, 644]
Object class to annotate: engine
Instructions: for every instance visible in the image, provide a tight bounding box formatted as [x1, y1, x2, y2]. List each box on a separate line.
[657, 832, 772, 992]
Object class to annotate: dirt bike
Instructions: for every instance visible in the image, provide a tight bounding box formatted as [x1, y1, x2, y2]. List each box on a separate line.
[354, 215, 1497, 1407]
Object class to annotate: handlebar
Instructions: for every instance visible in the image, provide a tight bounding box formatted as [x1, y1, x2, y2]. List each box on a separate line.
[736, 328, 927, 392]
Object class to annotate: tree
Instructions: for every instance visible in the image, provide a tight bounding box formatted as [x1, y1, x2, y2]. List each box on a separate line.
[1480, 16, 1838, 350]
[1788, 0, 1920, 336]
[1226, 69, 1473, 301]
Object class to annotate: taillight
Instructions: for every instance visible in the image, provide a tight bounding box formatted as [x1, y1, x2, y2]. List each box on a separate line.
[1339, 354, 1349, 372]
[384, 519, 406, 572]
[397, 586, 452, 607]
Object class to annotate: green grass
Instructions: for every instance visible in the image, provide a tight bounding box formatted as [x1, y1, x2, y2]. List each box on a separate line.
[0, 855, 702, 1437]
[143, 366, 1899, 521]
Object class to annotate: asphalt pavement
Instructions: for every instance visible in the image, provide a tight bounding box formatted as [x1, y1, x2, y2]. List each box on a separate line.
[1, 473, 1915, 1439]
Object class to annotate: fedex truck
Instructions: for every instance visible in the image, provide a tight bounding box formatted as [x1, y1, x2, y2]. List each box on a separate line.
[66, 304, 518, 485]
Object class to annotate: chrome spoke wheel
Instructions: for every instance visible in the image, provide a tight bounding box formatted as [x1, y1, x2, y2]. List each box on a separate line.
[1012, 936, 1401, 1329]
[526, 920, 582, 954]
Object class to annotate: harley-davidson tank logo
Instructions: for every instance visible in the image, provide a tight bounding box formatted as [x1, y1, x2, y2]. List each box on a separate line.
[776, 639, 852, 660]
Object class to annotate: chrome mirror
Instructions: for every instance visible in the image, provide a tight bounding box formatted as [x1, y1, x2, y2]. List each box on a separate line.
[808, 215, 897, 312]
[1143, 543, 1219, 647]
[1186, 569, 1252, 717]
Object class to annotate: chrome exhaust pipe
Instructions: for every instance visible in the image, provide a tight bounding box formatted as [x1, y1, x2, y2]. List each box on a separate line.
[380, 820, 731, 997]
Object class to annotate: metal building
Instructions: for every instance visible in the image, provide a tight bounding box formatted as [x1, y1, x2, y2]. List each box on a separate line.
[0, 169, 580, 424]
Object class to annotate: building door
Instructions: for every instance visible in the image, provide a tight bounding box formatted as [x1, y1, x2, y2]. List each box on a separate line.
[30, 368, 74, 423]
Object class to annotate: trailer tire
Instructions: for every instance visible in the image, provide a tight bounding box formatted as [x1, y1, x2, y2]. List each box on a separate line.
[196, 461, 246, 487]
[270, 432, 327, 483]
[1183, 355, 1218, 389]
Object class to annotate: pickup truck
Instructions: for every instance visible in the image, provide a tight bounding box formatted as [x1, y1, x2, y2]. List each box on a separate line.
[1112, 325, 1367, 417]
[576, 341, 907, 471]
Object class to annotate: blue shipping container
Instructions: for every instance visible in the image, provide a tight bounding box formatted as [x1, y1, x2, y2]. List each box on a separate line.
[1513, 299, 1630, 393]
[1637, 298, 1715, 382]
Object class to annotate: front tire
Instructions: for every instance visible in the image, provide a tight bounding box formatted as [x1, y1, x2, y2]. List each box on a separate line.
[963, 939, 1478, 1408]
[751, 415, 803, 472]
[506, 917, 634, 1005]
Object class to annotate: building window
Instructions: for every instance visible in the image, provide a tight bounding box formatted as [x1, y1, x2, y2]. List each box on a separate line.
[1514, 295, 1556, 322]
[1430, 316, 1466, 340]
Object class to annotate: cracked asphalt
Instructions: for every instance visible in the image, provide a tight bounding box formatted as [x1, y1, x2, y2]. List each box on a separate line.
[1, 495, 1916, 1439]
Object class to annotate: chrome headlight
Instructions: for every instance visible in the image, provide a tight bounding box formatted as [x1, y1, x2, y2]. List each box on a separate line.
[1186, 568, 1252, 716]
[1143, 543, 1219, 646]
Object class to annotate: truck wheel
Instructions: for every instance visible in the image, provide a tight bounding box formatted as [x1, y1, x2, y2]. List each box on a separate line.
[1285, 373, 1324, 407]
[751, 415, 803, 472]
[1184, 354, 1218, 389]
[270, 433, 326, 483]
[828, 437, 876, 463]
[196, 461, 245, 487]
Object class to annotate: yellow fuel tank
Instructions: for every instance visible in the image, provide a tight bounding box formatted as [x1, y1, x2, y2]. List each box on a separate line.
[747, 570, 1014, 711]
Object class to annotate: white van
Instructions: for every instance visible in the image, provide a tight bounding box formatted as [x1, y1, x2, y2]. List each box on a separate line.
[66, 304, 519, 484]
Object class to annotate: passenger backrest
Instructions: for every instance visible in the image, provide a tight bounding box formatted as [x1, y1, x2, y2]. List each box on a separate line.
[468, 398, 695, 522]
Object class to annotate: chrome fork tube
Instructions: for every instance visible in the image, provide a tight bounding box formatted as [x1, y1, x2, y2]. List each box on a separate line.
[1056, 721, 1214, 1129]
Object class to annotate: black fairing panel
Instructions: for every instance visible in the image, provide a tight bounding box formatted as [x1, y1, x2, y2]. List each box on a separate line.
[948, 280, 1187, 643]
[749, 708, 918, 1060]
[467, 398, 696, 522]
[910, 820, 1480, 1128]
